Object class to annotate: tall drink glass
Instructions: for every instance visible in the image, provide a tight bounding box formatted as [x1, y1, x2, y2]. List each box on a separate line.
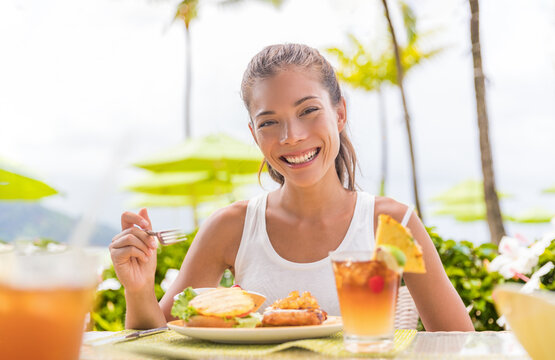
[0, 244, 99, 360]
[330, 251, 400, 353]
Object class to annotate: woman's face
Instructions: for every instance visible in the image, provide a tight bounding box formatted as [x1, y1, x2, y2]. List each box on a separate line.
[248, 67, 346, 188]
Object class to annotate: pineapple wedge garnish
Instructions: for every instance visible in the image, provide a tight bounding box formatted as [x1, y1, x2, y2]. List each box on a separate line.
[375, 214, 426, 273]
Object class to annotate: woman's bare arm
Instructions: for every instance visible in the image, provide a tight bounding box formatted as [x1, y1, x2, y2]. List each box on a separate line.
[158, 201, 247, 321]
[376, 197, 475, 331]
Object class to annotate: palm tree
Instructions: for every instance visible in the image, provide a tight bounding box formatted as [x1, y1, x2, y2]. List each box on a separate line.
[328, 7, 440, 199]
[380, 0, 423, 220]
[174, 0, 284, 140]
[468, 0, 505, 244]
[174, 0, 199, 139]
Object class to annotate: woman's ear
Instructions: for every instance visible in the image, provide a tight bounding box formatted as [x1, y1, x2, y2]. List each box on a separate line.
[336, 97, 347, 132]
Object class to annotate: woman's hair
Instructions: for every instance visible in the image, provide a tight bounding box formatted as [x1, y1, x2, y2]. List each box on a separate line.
[240, 43, 358, 191]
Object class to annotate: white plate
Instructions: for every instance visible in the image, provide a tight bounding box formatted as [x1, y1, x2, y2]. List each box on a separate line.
[167, 316, 342, 344]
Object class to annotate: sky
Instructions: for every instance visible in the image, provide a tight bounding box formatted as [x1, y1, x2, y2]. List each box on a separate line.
[1, 0, 554, 244]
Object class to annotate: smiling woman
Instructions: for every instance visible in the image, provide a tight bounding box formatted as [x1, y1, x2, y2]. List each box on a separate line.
[109, 43, 474, 332]
[241, 44, 357, 191]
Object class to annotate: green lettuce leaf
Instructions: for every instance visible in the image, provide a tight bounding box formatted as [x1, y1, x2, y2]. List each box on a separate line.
[171, 287, 198, 321]
[234, 312, 262, 328]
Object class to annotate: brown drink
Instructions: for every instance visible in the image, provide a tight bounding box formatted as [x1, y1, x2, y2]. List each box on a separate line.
[331, 251, 401, 353]
[0, 285, 95, 360]
[0, 248, 98, 360]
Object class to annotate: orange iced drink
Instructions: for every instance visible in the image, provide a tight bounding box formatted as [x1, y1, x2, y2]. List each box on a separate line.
[0, 285, 95, 360]
[331, 251, 400, 352]
[330, 215, 426, 353]
[0, 248, 99, 360]
[333, 258, 400, 337]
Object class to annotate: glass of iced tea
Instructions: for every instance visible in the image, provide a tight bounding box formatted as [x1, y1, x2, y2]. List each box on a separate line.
[331, 250, 401, 353]
[0, 244, 99, 360]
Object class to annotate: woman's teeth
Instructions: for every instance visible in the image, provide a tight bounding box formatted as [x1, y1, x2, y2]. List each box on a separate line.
[283, 149, 318, 164]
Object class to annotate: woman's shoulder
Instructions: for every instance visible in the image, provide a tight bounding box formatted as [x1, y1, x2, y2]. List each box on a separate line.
[373, 195, 411, 223]
[203, 200, 249, 234]
[199, 192, 267, 241]
[192, 200, 250, 266]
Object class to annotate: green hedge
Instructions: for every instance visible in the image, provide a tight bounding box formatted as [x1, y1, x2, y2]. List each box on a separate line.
[91, 230, 194, 331]
[91, 228, 555, 331]
[423, 228, 555, 331]
[91, 229, 234, 331]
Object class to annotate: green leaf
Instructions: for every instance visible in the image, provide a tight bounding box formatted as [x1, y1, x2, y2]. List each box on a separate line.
[91, 312, 123, 332]
[234, 313, 262, 328]
[446, 267, 466, 277]
[171, 287, 198, 321]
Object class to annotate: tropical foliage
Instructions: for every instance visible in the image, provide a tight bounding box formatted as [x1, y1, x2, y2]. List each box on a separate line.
[91, 228, 233, 331]
[327, 6, 440, 92]
[91, 230, 195, 331]
[423, 228, 555, 331]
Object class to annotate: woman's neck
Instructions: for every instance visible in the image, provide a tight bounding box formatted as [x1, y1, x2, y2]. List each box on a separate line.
[274, 171, 354, 220]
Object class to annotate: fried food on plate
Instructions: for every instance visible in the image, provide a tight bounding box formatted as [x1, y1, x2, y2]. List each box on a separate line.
[269, 290, 320, 309]
[262, 291, 328, 327]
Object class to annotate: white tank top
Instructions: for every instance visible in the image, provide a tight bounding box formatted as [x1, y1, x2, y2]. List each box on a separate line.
[234, 191, 376, 316]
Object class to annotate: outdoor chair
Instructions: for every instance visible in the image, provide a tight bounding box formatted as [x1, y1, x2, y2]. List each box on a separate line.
[394, 285, 419, 329]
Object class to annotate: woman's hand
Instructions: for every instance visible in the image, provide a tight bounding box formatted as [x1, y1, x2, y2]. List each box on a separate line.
[109, 208, 158, 293]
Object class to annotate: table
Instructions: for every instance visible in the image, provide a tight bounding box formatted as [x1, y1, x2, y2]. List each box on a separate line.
[81, 331, 531, 359]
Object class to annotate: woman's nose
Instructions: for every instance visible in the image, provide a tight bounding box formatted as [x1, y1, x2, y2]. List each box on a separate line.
[280, 119, 307, 145]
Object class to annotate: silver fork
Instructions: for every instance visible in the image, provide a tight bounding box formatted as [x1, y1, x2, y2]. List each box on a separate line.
[144, 229, 188, 245]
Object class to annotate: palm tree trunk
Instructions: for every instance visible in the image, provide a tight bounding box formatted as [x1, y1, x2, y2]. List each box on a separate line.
[185, 26, 192, 139]
[381, 0, 423, 221]
[377, 86, 388, 196]
[192, 203, 199, 229]
[469, 0, 505, 244]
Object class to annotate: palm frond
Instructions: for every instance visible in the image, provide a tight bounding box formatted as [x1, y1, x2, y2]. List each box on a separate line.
[175, 0, 199, 28]
[400, 1, 416, 45]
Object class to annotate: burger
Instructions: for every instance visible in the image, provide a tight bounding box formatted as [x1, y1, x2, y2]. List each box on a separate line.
[171, 287, 265, 328]
[261, 291, 328, 326]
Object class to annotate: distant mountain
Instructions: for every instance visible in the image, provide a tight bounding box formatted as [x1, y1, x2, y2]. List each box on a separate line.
[0, 202, 118, 246]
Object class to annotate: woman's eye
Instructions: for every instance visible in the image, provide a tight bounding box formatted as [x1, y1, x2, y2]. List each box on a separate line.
[258, 120, 275, 128]
[301, 107, 319, 116]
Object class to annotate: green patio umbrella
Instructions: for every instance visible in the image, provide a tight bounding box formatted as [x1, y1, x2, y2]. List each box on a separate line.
[133, 133, 263, 174]
[128, 134, 263, 228]
[507, 207, 555, 223]
[431, 179, 510, 205]
[431, 179, 510, 222]
[433, 202, 513, 222]
[128, 194, 224, 208]
[125, 171, 256, 228]
[0, 157, 58, 200]
[125, 171, 234, 196]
